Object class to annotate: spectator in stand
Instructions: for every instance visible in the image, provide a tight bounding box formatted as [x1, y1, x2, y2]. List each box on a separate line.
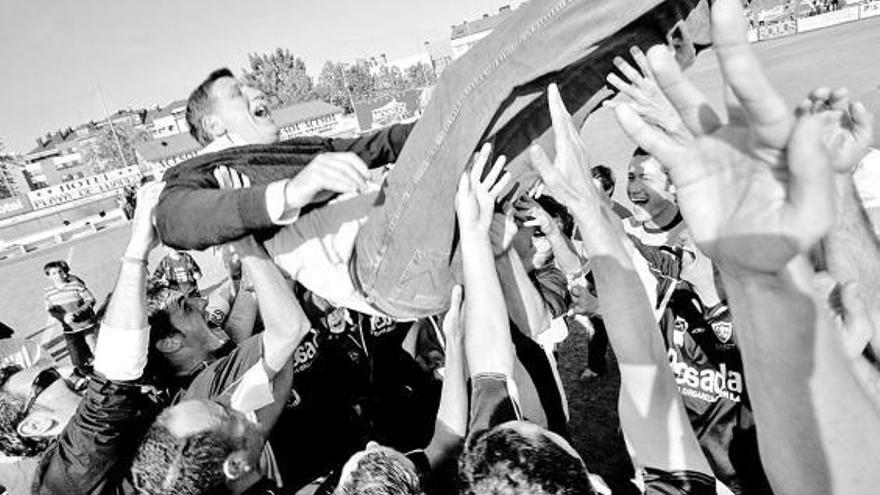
[43, 261, 97, 372]
[152, 247, 203, 298]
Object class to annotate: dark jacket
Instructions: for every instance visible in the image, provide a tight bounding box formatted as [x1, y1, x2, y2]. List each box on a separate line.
[33, 376, 163, 495]
[156, 123, 414, 250]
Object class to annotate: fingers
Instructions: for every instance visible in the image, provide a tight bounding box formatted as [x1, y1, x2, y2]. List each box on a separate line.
[850, 100, 876, 148]
[711, 0, 792, 148]
[316, 153, 369, 192]
[607, 73, 642, 100]
[442, 285, 464, 338]
[630, 46, 654, 82]
[838, 282, 875, 359]
[470, 143, 493, 185]
[783, 113, 835, 251]
[613, 104, 688, 172]
[529, 143, 562, 187]
[486, 171, 512, 203]
[724, 85, 749, 128]
[482, 155, 508, 192]
[548, 83, 581, 151]
[647, 45, 722, 136]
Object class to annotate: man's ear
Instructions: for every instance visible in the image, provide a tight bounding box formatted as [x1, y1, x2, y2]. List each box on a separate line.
[202, 114, 225, 142]
[222, 450, 253, 481]
[155, 333, 184, 354]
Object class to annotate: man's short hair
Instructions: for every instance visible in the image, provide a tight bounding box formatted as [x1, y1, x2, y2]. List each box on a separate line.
[632, 147, 650, 158]
[590, 165, 615, 195]
[43, 260, 69, 276]
[186, 68, 234, 146]
[130, 416, 234, 495]
[0, 366, 53, 457]
[460, 426, 595, 495]
[335, 449, 423, 495]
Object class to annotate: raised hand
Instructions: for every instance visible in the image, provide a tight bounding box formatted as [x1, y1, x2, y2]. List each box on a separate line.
[513, 197, 558, 236]
[126, 181, 166, 258]
[612, 0, 837, 275]
[455, 143, 511, 236]
[489, 210, 518, 257]
[604, 46, 692, 143]
[795, 87, 874, 172]
[529, 84, 599, 213]
[285, 152, 370, 210]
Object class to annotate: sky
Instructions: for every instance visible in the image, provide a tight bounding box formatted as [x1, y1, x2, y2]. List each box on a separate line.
[0, 0, 514, 154]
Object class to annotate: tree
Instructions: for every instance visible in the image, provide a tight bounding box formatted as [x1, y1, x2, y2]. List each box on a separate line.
[241, 48, 315, 109]
[405, 62, 437, 89]
[81, 123, 150, 173]
[375, 65, 406, 94]
[315, 61, 378, 112]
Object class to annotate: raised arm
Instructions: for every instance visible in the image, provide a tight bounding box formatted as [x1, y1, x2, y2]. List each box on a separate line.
[532, 83, 711, 474]
[423, 285, 468, 469]
[36, 182, 167, 495]
[455, 144, 514, 380]
[611, 0, 880, 490]
[232, 235, 311, 375]
[94, 181, 166, 380]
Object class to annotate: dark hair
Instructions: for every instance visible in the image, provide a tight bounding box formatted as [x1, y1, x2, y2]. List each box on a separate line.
[590, 165, 615, 195]
[536, 195, 575, 238]
[186, 68, 234, 146]
[131, 417, 234, 495]
[0, 366, 53, 457]
[335, 449, 423, 495]
[460, 425, 595, 495]
[43, 260, 69, 276]
[632, 147, 650, 157]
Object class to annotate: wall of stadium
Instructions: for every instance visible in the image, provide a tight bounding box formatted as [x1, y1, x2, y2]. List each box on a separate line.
[797, 5, 861, 32]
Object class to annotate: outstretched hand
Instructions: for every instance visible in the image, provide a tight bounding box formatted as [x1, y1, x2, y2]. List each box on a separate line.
[455, 143, 511, 236]
[529, 84, 601, 215]
[612, 0, 838, 275]
[795, 87, 874, 173]
[604, 46, 692, 144]
[126, 181, 165, 258]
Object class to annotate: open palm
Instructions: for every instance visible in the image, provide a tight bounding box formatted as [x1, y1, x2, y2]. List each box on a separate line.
[613, 0, 837, 274]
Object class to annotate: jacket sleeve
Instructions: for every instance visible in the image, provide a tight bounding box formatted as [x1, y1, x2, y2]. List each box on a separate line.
[33, 377, 162, 495]
[155, 168, 274, 250]
[329, 121, 415, 168]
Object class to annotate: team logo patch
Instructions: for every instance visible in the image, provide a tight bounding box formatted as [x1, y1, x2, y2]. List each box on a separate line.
[711, 321, 733, 344]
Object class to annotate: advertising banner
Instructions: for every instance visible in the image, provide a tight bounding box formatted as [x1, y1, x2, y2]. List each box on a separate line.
[758, 19, 797, 40]
[0, 196, 32, 221]
[797, 6, 860, 32]
[861, 0, 880, 19]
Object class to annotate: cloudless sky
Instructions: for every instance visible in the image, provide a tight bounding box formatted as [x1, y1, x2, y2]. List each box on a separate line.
[0, 0, 514, 154]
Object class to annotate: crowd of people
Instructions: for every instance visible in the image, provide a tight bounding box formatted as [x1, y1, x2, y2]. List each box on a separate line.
[2, 0, 879, 493]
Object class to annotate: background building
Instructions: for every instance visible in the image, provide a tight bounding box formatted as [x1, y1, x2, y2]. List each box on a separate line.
[450, 4, 517, 59]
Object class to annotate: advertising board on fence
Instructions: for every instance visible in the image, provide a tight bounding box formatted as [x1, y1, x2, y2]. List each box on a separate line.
[747, 29, 759, 42]
[797, 5, 860, 32]
[0, 196, 32, 221]
[758, 19, 797, 40]
[862, 0, 880, 19]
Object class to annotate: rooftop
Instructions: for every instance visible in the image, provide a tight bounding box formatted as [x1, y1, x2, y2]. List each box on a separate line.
[451, 5, 515, 40]
[273, 100, 343, 127]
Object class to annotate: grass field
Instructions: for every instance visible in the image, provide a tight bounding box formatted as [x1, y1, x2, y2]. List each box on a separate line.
[0, 16, 878, 493]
